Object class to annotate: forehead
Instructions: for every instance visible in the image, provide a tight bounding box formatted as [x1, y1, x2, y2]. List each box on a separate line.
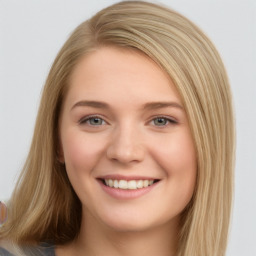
[65, 46, 182, 106]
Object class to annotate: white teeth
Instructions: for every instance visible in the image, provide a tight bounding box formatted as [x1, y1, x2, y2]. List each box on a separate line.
[104, 179, 155, 190]
[137, 180, 143, 188]
[143, 180, 149, 187]
[109, 179, 113, 187]
[114, 180, 119, 188]
[127, 180, 137, 190]
[118, 180, 128, 189]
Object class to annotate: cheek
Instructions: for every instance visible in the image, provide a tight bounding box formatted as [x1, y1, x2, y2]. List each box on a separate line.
[61, 130, 105, 172]
[152, 130, 197, 198]
[60, 131, 107, 202]
[153, 130, 196, 172]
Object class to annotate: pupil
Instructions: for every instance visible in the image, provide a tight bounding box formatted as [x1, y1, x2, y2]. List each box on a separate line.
[91, 118, 101, 125]
[155, 118, 166, 125]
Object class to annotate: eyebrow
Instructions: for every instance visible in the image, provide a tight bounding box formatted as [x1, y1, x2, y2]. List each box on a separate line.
[71, 100, 183, 111]
[71, 100, 110, 110]
[142, 102, 183, 110]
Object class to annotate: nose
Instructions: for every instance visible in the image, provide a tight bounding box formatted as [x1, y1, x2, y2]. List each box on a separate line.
[106, 125, 145, 164]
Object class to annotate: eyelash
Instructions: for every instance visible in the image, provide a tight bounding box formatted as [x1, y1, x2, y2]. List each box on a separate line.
[78, 115, 178, 127]
[150, 116, 178, 127]
[79, 115, 107, 126]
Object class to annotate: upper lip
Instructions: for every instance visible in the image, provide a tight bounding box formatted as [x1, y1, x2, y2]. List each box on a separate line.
[97, 174, 160, 181]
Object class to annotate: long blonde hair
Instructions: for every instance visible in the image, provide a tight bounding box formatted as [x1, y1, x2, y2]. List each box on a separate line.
[0, 1, 235, 255]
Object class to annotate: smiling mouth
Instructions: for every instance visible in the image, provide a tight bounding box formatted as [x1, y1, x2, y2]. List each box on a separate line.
[100, 179, 160, 190]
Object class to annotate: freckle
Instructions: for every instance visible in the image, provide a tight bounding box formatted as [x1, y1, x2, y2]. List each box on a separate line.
[0, 201, 8, 225]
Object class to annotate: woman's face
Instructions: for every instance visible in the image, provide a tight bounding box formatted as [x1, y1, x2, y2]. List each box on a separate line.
[59, 47, 197, 232]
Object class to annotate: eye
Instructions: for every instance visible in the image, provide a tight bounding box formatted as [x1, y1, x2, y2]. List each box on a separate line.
[79, 116, 106, 126]
[151, 117, 177, 126]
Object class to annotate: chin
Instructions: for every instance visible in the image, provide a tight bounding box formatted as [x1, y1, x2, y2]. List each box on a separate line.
[105, 219, 154, 233]
[98, 210, 169, 233]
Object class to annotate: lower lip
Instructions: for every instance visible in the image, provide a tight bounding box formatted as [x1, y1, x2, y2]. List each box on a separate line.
[98, 180, 159, 200]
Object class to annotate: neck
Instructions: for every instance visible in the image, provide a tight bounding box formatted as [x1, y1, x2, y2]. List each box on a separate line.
[71, 211, 180, 256]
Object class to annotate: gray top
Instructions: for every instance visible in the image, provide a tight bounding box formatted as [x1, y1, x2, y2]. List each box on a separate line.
[0, 243, 55, 256]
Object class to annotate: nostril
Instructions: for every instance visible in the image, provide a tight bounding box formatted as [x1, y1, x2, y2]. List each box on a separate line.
[106, 141, 145, 164]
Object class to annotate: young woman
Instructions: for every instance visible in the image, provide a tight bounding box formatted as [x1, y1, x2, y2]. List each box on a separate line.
[0, 1, 235, 255]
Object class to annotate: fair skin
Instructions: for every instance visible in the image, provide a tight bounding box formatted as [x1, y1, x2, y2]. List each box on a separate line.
[56, 47, 197, 256]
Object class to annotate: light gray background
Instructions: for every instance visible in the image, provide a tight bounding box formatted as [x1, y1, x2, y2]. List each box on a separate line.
[0, 0, 255, 255]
